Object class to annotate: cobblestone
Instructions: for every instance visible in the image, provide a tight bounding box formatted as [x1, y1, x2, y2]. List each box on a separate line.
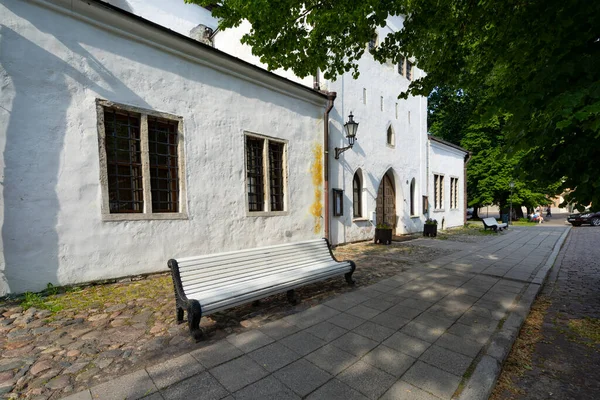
[492, 226, 600, 399]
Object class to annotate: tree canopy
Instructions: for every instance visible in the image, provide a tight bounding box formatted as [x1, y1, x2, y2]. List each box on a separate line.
[428, 87, 562, 216]
[190, 0, 600, 209]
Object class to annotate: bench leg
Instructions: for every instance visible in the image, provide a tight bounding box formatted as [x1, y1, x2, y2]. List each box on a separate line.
[287, 289, 298, 305]
[345, 261, 356, 286]
[187, 300, 204, 341]
[176, 306, 184, 324]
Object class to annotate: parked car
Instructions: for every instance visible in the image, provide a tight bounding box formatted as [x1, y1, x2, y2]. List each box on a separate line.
[567, 210, 600, 226]
[466, 208, 474, 220]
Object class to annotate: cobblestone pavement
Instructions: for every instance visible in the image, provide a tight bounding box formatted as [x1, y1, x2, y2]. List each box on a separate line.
[0, 237, 455, 399]
[492, 226, 600, 400]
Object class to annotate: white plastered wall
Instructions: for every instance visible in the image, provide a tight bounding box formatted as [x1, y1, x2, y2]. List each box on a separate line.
[328, 17, 428, 244]
[0, 0, 327, 295]
[428, 140, 467, 229]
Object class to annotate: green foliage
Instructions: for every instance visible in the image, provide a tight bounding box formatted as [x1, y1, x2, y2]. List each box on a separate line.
[425, 218, 437, 225]
[430, 87, 562, 211]
[189, 0, 600, 210]
[21, 291, 62, 313]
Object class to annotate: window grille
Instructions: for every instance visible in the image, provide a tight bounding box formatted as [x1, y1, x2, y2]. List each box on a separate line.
[353, 173, 362, 217]
[104, 109, 143, 213]
[246, 137, 265, 212]
[148, 117, 179, 213]
[269, 142, 285, 212]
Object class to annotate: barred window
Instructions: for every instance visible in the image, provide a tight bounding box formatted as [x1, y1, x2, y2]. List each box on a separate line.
[246, 137, 264, 212]
[450, 177, 459, 209]
[104, 109, 143, 213]
[269, 142, 285, 212]
[406, 60, 413, 80]
[148, 117, 179, 213]
[353, 172, 362, 218]
[97, 100, 186, 220]
[434, 174, 444, 210]
[398, 57, 406, 76]
[245, 134, 287, 214]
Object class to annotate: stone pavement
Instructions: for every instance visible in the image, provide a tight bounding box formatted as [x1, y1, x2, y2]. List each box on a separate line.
[60, 226, 569, 400]
[492, 225, 600, 399]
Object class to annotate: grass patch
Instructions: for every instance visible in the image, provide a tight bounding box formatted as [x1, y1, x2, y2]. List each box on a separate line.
[489, 295, 552, 400]
[567, 317, 600, 346]
[512, 220, 538, 226]
[20, 291, 63, 313]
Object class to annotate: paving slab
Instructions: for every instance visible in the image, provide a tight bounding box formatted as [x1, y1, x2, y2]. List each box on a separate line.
[232, 375, 300, 400]
[362, 345, 416, 377]
[402, 361, 462, 400]
[305, 378, 369, 400]
[247, 341, 301, 372]
[273, 359, 332, 397]
[337, 360, 396, 400]
[146, 353, 204, 389]
[89, 369, 157, 400]
[160, 372, 228, 400]
[209, 355, 269, 392]
[305, 344, 359, 375]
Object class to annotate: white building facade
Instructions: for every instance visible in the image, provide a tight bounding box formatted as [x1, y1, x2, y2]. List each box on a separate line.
[0, 0, 467, 295]
[0, 0, 330, 295]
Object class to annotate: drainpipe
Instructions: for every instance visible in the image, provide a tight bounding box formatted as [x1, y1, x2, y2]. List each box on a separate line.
[323, 92, 337, 242]
[463, 151, 472, 225]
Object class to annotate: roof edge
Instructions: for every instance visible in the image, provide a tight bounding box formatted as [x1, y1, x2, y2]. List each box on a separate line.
[36, 0, 328, 106]
[428, 134, 469, 154]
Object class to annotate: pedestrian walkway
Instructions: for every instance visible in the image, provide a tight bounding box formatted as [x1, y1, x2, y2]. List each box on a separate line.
[63, 226, 569, 400]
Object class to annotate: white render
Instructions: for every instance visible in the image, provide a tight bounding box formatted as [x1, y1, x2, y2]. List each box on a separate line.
[0, 0, 328, 295]
[428, 138, 468, 229]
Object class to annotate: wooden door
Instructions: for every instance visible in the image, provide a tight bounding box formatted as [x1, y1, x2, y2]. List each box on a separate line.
[376, 174, 396, 233]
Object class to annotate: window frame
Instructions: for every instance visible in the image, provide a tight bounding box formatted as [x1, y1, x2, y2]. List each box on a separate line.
[244, 132, 289, 216]
[352, 172, 363, 218]
[333, 189, 344, 217]
[450, 177, 459, 210]
[386, 125, 395, 147]
[410, 178, 416, 216]
[433, 173, 445, 211]
[96, 99, 187, 221]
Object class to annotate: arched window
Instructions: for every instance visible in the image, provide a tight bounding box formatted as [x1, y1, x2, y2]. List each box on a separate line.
[387, 125, 395, 146]
[410, 178, 416, 216]
[353, 172, 362, 218]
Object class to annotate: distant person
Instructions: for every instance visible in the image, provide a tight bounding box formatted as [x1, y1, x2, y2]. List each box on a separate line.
[530, 211, 544, 223]
[546, 206, 552, 217]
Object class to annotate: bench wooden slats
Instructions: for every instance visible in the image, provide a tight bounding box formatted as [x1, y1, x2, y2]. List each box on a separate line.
[178, 249, 334, 277]
[180, 255, 331, 282]
[176, 239, 327, 265]
[168, 238, 356, 340]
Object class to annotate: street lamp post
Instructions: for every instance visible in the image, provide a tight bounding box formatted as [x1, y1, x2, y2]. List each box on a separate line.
[509, 181, 515, 225]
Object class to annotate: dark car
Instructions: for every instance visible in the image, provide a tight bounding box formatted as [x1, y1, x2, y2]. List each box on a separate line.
[567, 210, 600, 226]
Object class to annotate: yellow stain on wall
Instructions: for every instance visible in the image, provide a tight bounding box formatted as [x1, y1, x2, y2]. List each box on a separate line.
[310, 143, 323, 234]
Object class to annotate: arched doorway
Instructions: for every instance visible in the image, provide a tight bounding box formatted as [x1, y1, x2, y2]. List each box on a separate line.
[376, 171, 396, 233]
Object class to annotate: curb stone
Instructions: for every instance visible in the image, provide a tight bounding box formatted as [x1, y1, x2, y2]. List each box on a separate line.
[457, 226, 571, 400]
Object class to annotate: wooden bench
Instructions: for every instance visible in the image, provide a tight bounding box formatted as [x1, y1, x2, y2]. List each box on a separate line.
[482, 217, 508, 232]
[168, 238, 356, 340]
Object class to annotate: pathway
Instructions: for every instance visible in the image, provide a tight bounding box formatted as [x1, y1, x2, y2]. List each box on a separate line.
[59, 226, 569, 400]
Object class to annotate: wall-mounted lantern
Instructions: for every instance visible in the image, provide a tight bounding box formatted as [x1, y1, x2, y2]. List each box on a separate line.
[335, 112, 359, 159]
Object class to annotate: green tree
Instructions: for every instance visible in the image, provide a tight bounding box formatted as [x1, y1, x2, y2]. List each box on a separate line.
[190, 0, 600, 209]
[428, 88, 561, 216]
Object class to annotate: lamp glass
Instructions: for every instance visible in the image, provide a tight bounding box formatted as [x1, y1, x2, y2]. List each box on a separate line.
[344, 113, 359, 146]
